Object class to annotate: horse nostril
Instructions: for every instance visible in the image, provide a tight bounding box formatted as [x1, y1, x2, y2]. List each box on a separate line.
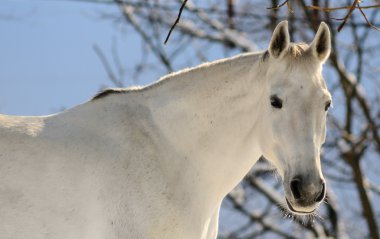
[290, 178, 302, 200]
[315, 182, 326, 203]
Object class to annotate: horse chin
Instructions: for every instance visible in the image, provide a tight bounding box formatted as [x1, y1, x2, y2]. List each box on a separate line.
[285, 198, 317, 215]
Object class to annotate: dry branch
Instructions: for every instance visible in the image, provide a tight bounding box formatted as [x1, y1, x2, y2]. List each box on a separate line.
[267, 0, 290, 10]
[358, 3, 380, 31]
[93, 44, 124, 87]
[164, 0, 188, 44]
[337, 0, 360, 32]
[307, 4, 380, 12]
[226, 195, 298, 239]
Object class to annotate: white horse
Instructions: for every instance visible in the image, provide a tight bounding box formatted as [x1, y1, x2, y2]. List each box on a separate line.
[0, 21, 331, 239]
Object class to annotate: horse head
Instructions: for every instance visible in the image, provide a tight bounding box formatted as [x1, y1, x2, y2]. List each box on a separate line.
[259, 21, 331, 214]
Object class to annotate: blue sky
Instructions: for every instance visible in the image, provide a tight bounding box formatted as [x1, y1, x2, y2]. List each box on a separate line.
[0, 0, 234, 116]
[0, 0, 142, 115]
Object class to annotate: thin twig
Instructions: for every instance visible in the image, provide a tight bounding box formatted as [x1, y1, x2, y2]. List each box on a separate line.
[307, 4, 380, 12]
[227, 0, 235, 29]
[267, 0, 289, 10]
[164, 0, 188, 44]
[93, 44, 124, 87]
[115, 1, 173, 71]
[357, 3, 380, 31]
[337, 0, 359, 32]
[226, 195, 298, 239]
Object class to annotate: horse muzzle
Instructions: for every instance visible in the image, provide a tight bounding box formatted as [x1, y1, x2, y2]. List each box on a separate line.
[284, 175, 326, 214]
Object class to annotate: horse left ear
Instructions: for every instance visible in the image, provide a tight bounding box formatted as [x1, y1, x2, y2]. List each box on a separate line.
[310, 22, 331, 63]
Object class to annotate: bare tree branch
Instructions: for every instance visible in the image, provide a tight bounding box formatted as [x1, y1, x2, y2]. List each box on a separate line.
[358, 3, 380, 31]
[93, 44, 124, 87]
[226, 195, 299, 239]
[115, 0, 173, 72]
[164, 0, 188, 44]
[307, 3, 380, 12]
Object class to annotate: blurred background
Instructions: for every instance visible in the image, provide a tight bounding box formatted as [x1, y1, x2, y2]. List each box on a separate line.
[1, 0, 380, 238]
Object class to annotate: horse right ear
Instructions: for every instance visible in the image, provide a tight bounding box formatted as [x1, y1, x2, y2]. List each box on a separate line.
[268, 21, 290, 59]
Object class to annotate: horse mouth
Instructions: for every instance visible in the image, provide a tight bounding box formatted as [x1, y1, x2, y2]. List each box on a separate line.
[285, 198, 315, 214]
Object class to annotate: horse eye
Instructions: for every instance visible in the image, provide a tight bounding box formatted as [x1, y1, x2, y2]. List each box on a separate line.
[325, 101, 332, 111]
[270, 95, 283, 109]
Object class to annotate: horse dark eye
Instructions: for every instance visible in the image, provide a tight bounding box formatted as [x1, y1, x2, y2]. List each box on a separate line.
[325, 101, 331, 111]
[270, 95, 283, 109]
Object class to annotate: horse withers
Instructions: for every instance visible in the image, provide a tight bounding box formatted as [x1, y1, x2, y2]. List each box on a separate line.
[0, 21, 331, 239]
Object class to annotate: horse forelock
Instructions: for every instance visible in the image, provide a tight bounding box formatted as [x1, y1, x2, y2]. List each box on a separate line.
[287, 43, 308, 58]
[262, 42, 309, 62]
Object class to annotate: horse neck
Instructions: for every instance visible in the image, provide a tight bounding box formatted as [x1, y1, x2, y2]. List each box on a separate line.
[145, 53, 267, 206]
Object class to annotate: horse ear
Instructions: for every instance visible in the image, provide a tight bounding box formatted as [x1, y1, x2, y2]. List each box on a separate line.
[268, 21, 290, 59]
[310, 22, 331, 63]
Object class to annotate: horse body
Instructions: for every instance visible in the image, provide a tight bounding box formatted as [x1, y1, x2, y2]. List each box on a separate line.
[0, 52, 264, 239]
[0, 21, 332, 239]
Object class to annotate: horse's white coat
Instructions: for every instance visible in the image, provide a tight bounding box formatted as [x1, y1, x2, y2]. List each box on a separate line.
[0, 21, 331, 239]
